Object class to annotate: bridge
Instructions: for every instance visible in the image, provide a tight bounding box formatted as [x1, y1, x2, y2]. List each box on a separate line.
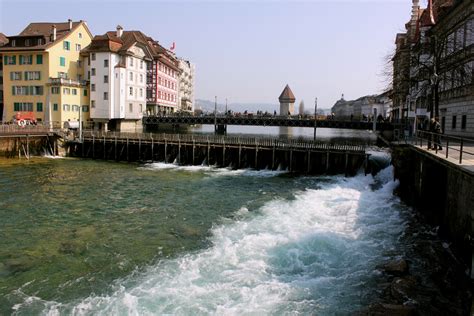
[143, 115, 395, 131]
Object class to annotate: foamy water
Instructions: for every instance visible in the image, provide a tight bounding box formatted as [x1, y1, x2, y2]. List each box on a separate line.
[15, 165, 408, 315]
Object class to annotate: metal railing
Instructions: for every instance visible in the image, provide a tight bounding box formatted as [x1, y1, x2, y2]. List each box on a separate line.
[80, 130, 367, 153]
[407, 130, 474, 164]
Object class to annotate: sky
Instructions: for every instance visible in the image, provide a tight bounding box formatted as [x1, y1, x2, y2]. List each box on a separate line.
[0, 0, 415, 109]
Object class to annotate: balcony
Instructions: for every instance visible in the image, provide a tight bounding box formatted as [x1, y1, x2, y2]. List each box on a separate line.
[48, 78, 87, 87]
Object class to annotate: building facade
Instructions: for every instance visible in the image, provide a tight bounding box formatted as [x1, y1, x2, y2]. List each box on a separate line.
[391, 0, 474, 137]
[177, 58, 195, 113]
[81, 26, 153, 131]
[0, 33, 8, 121]
[0, 20, 92, 126]
[146, 41, 180, 115]
[331, 93, 391, 121]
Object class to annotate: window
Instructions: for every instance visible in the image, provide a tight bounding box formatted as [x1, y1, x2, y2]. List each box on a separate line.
[104, 59, 109, 67]
[4, 56, 16, 65]
[129, 72, 133, 81]
[91, 68, 96, 76]
[63, 41, 70, 50]
[60, 57, 66, 67]
[36, 102, 43, 112]
[25, 39, 30, 46]
[72, 105, 80, 112]
[159, 77, 162, 85]
[104, 75, 108, 83]
[19, 55, 33, 65]
[82, 105, 89, 112]
[36, 55, 43, 64]
[452, 116, 457, 129]
[461, 115, 467, 130]
[13, 102, 33, 111]
[130, 57, 134, 67]
[91, 100, 96, 108]
[72, 88, 77, 95]
[79, 33, 82, 39]
[58, 72, 68, 79]
[11, 39, 16, 47]
[76, 44, 81, 51]
[37, 38, 43, 45]
[140, 88, 143, 97]
[140, 74, 143, 83]
[83, 89, 87, 96]
[24, 71, 41, 80]
[129, 87, 133, 96]
[91, 84, 96, 91]
[129, 103, 133, 112]
[158, 91, 161, 99]
[30, 86, 43, 95]
[51, 87, 60, 94]
[88, 71, 90, 79]
[139, 104, 143, 113]
[140, 60, 143, 69]
[77, 60, 82, 68]
[53, 103, 58, 111]
[91, 53, 96, 61]
[104, 92, 108, 100]
[63, 104, 71, 111]
[63, 88, 71, 95]
[10, 72, 22, 80]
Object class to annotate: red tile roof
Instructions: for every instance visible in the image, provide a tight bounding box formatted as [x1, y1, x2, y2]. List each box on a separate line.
[279, 85, 296, 102]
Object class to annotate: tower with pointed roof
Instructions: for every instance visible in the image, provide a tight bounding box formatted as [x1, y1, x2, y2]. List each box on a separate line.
[279, 84, 295, 116]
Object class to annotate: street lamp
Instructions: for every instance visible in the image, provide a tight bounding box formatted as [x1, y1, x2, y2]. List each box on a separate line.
[314, 97, 318, 142]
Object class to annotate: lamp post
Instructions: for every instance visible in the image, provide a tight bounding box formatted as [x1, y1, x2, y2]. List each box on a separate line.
[314, 97, 318, 142]
[214, 96, 217, 132]
[225, 98, 228, 116]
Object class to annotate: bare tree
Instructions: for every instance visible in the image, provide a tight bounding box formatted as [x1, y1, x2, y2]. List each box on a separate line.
[298, 100, 305, 115]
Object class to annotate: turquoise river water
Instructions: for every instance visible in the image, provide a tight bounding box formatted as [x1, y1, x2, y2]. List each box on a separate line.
[0, 152, 410, 315]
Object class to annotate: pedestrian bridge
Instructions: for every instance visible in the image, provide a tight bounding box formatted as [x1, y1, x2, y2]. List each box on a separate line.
[143, 115, 394, 131]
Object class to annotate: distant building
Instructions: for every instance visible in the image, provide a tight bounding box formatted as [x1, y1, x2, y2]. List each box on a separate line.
[81, 26, 153, 132]
[279, 84, 295, 115]
[0, 20, 93, 125]
[177, 58, 195, 113]
[0, 33, 8, 121]
[331, 92, 391, 120]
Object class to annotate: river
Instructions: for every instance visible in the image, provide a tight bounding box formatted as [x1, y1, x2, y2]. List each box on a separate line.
[0, 139, 420, 314]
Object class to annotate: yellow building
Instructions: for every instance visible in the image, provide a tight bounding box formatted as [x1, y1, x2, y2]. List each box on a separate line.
[0, 20, 92, 127]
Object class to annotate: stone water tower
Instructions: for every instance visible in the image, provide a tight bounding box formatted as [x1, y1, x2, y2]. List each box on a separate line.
[279, 84, 296, 115]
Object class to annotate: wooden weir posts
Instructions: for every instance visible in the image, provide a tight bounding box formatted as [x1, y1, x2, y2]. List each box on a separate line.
[72, 131, 369, 176]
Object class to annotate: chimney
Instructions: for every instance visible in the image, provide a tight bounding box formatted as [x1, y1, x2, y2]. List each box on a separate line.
[116, 25, 123, 38]
[52, 25, 57, 41]
[68, 19, 72, 30]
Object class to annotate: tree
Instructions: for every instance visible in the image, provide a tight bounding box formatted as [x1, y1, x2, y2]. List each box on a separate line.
[299, 100, 305, 115]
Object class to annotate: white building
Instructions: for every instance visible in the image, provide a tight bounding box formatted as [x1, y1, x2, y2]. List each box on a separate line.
[177, 58, 195, 113]
[82, 26, 153, 131]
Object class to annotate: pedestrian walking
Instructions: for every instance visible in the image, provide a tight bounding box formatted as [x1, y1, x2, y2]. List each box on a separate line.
[433, 118, 442, 150]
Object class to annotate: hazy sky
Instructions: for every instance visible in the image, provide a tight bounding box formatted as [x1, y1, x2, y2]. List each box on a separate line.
[0, 0, 415, 109]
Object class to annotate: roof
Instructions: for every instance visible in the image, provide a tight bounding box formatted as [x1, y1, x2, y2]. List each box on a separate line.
[420, 0, 435, 27]
[0, 33, 8, 46]
[279, 85, 296, 102]
[82, 30, 177, 68]
[0, 20, 91, 52]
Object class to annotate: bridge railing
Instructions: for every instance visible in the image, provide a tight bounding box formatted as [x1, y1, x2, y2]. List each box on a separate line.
[81, 130, 366, 153]
[409, 130, 474, 164]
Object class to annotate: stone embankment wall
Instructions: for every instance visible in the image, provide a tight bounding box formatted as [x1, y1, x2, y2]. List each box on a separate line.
[392, 145, 474, 265]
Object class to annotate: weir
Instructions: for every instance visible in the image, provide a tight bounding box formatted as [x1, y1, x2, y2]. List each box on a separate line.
[67, 131, 370, 175]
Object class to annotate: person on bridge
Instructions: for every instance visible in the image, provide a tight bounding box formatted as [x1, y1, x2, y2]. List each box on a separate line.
[433, 118, 442, 150]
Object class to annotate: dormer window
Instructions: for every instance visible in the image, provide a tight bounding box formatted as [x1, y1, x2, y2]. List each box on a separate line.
[78, 32, 82, 39]
[25, 39, 30, 47]
[11, 40, 16, 47]
[37, 38, 43, 45]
